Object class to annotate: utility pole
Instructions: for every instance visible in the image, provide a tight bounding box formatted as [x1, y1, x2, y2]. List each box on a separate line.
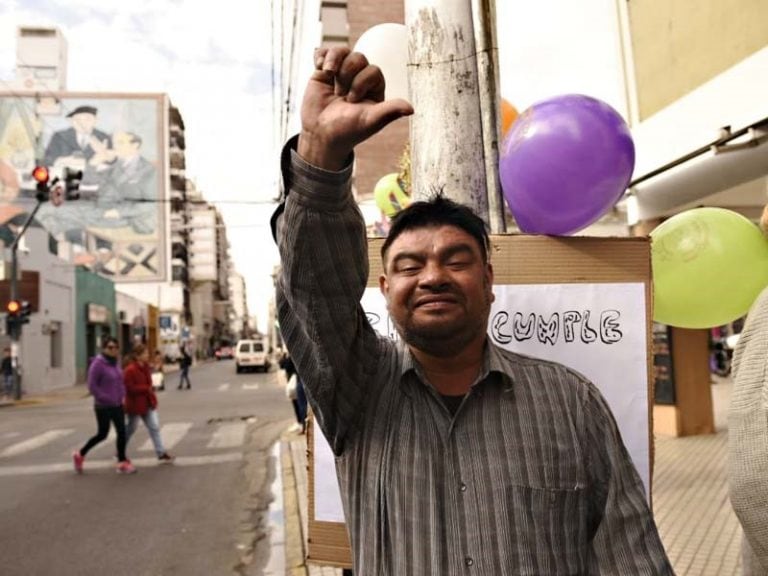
[5, 165, 63, 400]
[7, 200, 43, 400]
[406, 0, 506, 232]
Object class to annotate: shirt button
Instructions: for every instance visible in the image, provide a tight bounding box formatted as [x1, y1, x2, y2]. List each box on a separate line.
[459, 482, 467, 492]
[465, 557, 474, 567]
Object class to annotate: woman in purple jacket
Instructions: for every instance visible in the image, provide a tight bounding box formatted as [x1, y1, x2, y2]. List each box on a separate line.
[72, 337, 136, 474]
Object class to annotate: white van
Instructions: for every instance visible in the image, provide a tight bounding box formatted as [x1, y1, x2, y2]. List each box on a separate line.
[235, 339, 270, 373]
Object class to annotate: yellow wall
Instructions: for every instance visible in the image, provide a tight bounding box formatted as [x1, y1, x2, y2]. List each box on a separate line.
[628, 0, 768, 119]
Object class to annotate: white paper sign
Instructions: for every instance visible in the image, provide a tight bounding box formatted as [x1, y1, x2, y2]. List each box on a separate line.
[313, 416, 346, 522]
[314, 282, 650, 521]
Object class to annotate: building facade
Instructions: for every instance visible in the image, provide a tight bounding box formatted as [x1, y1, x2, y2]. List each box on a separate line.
[228, 271, 249, 340]
[0, 226, 76, 394]
[74, 267, 116, 383]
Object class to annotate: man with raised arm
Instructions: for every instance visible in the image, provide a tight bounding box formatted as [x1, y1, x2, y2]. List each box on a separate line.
[272, 46, 672, 575]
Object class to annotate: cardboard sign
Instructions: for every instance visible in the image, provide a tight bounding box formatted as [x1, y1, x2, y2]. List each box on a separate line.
[307, 235, 654, 568]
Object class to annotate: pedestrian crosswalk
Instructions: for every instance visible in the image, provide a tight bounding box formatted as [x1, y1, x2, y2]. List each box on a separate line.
[215, 382, 260, 392]
[0, 419, 260, 476]
[0, 429, 74, 458]
[206, 422, 248, 449]
[138, 422, 191, 452]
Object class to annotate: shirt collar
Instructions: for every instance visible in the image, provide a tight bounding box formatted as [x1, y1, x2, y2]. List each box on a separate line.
[397, 339, 513, 396]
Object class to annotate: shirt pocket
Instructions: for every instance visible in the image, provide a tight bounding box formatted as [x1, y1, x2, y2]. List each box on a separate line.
[505, 483, 590, 575]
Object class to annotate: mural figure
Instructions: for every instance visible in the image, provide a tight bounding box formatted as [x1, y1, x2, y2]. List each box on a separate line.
[43, 105, 111, 170]
[0, 95, 164, 280]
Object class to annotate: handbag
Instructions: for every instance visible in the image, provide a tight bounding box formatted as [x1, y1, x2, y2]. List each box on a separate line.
[286, 373, 298, 400]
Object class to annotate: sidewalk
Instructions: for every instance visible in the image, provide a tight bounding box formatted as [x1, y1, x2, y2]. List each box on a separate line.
[281, 376, 743, 575]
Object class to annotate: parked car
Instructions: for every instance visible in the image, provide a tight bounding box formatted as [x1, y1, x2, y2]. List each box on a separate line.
[235, 339, 270, 373]
[215, 345, 234, 360]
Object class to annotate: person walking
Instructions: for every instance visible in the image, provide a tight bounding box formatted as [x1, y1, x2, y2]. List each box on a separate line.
[1, 347, 13, 399]
[151, 349, 165, 391]
[124, 344, 174, 463]
[271, 46, 672, 574]
[72, 337, 136, 474]
[279, 353, 307, 434]
[177, 345, 192, 390]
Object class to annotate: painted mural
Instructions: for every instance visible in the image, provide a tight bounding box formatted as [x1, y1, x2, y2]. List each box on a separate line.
[0, 94, 166, 281]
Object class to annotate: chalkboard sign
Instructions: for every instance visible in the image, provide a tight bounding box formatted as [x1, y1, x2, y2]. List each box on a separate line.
[652, 322, 675, 405]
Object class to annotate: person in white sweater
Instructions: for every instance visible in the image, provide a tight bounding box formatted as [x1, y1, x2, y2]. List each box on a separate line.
[729, 204, 768, 576]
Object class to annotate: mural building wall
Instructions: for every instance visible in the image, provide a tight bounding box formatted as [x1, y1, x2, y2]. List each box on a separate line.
[0, 92, 168, 281]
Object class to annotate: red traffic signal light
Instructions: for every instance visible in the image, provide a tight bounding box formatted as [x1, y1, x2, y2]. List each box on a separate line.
[32, 166, 50, 184]
[7, 300, 21, 315]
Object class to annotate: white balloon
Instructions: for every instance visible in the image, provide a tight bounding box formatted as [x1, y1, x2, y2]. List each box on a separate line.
[353, 23, 409, 102]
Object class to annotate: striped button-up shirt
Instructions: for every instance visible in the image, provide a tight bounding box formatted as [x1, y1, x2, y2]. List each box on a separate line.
[275, 140, 673, 575]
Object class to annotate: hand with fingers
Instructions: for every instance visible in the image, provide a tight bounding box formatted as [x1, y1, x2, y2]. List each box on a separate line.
[298, 46, 414, 171]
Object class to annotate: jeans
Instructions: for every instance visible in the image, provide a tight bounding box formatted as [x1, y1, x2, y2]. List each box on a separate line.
[126, 409, 166, 456]
[179, 366, 191, 388]
[291, 377, 308, 426]
[3, 373, 13, 396]
[80, 405, 128, 462]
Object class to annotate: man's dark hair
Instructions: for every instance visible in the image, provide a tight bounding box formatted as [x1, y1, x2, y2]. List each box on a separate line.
[102, 336, 119, 349]
[126, 132, 143, 147]
[381, 193, 491, 264]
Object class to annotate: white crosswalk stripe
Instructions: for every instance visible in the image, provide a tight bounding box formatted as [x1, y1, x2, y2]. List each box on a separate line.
[0, 452, 243, 477]
[0, 420, 257, 472]
[206, 422, 247, 449]
[242, 383, 260, 391]
[218, 383, 230, 391]
[1, 429, 74, 458]
[138, 422, 192, 452]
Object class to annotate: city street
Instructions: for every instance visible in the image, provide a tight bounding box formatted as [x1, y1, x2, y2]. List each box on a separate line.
[0, 360, 295, 576]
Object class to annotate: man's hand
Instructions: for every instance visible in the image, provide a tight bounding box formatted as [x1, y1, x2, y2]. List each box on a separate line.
[298, 47, 414, 171]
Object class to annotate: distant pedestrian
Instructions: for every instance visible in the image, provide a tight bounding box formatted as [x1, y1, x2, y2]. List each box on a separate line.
[151, 350, 165, 391]
[72, 337, 136, 474]
[178, 346, 192, 390]
[124, 344, 174, 463]
[1, 347, 13, 399]
[279, 352, 307, 434]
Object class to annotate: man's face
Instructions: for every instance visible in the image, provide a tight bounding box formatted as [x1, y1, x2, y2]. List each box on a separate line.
[70, 113, 97, 133]
[113, 132, 139, 158]
[379, 225, 494, 357]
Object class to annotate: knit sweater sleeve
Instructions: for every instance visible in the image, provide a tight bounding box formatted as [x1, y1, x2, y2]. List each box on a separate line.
[274, 137, 383, 455]
[728, 286, 768, 569]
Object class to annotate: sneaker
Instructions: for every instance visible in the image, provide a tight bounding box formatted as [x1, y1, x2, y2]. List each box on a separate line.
[116, 460, 137, 474]
[72, 451, 84, 474]
[289, 422, 303, 433]
[158, 452, 175, 464]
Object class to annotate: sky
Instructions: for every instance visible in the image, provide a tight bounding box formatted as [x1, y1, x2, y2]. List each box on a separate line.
[0, 0, 626, 333]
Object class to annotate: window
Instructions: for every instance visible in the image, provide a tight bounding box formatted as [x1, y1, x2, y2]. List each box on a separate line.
[253, 342, 264, 352]
[238, 343, 250, 353]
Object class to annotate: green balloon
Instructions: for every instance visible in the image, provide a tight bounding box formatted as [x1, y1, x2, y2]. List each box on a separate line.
[651, 207, 768, 329]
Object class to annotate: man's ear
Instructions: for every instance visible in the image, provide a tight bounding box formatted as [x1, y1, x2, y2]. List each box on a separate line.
[486, 263, 495, 303]
[379, 273, 389, 298]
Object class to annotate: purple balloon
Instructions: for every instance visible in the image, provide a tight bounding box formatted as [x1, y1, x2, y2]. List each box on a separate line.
[499, 94, 635, 235]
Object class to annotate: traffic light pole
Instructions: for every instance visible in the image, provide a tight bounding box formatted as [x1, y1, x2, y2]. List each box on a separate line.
[8, 199, 43, 401]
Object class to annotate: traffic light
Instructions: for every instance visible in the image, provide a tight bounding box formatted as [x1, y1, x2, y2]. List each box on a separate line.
[19, 301, 32, 324]
[6, 300, 32, 336]
[64, 167, 83, 200]
[32, 165, 49, 202]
